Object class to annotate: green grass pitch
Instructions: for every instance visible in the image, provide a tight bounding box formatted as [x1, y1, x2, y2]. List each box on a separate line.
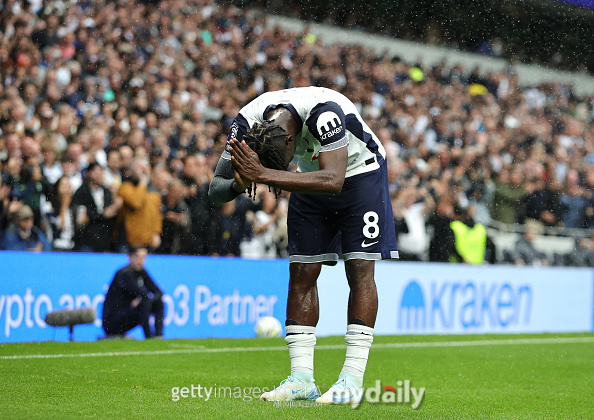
[1, 333, 593, 419]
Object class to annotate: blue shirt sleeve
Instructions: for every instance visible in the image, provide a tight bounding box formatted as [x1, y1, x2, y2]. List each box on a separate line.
[223, 113, 250, 158]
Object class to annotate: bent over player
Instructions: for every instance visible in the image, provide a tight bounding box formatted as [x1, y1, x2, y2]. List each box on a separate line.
[209, 87, 398, 405]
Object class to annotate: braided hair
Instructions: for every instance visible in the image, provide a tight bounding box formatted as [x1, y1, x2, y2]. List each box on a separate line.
[242, 121, 289, 199]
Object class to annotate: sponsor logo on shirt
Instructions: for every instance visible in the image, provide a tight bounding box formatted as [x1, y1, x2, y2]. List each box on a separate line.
[316, 111, 343, 140]
[225, 121, 239, 153]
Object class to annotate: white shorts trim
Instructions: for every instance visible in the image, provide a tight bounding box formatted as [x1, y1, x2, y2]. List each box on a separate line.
[343, 251, 400, 261]
[289, 253, 339, 264]
[343, 252, 381, 261]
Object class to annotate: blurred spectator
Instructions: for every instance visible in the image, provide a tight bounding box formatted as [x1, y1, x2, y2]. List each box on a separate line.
[41, 141, 62, 185]
[468, 182, 492, 227]
[426, 198, 455, 263]
[157, 178, 191, 254]
[449, 205, 487, 265]
[490, 167, 525, 224]
[102, 246, 164, 339]
[103, 149, 122, 193]
[392, 194, 410, 239]
[1, 205, 51, 251]
[48, 176, 75, 251]
[0, 175, 22, 242]
[60, 154, 83, 193]
[395, 186, 435, 261]
[241, 190, 281, 259]
[208, 200, 244, 257]
[86, 128, 108, 168]
[585, 168, 594, 229]
[559, 169, 588, 229]
[273, 196, 290, 258]
[118, 159, 162, 251]
[148, 166, 173, 196]
[182, 154, 215, 255]
[512, 221, 548, 266]
[564, 237, 594, 267]
[71, 162, 123, 252]
[119, 146, 134, 176]
[11, 155, 50, 228]
[523, 175, 561, 227]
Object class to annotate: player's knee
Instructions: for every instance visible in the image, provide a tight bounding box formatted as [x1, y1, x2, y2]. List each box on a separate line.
[289, 263, 321, 290]
[345, 259, 375, 287]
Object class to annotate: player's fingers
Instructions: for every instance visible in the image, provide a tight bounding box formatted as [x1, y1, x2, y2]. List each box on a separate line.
[233, 141, 249, 159]
[230, 148, 241, 161]
[229, 142, 242, 159]
[232, 154, 246, 167]
[230, 151, 241, 167]
[241, 140, 256, 154]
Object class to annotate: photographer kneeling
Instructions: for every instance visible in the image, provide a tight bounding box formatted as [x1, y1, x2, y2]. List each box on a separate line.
[102, 246, 164, 338]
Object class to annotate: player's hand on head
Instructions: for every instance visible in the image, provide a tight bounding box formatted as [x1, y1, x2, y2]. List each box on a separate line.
[229, 138, 263, 181]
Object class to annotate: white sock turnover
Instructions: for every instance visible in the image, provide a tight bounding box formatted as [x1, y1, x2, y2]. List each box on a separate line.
[285, 325, 316, 379]
[341, 324, 374, 380]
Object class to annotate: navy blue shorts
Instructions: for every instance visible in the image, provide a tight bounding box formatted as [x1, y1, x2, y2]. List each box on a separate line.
[288, 161, 399, 264]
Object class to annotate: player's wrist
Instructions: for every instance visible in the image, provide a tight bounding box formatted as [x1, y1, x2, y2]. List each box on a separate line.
[253, 167, 270, 184]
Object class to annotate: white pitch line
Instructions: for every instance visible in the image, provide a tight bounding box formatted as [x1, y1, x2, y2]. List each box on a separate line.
[1, 336, 592, 360]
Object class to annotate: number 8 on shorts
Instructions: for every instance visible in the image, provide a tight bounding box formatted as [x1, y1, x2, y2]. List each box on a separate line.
[363, 211, 379, 239]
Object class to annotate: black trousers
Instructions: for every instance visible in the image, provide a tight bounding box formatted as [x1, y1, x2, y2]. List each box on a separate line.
[103, 298, 164, 338]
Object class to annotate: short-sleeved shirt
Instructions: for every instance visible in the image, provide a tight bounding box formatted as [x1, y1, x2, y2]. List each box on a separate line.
[223, 87, 386, 178]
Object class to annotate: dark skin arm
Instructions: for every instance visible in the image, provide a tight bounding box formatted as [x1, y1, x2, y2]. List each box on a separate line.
[229, 139, 348, 195]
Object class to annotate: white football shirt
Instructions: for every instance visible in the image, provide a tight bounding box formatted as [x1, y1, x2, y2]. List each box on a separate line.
[223, 87, 386, 178]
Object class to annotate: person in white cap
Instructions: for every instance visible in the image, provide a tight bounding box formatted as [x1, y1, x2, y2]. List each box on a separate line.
[1, 205, 51, 251]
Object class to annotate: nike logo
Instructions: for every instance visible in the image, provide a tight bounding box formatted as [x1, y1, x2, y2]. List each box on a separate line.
[361, 240, 378, 248]
[332, 395, 354, 403]
[291, 389, 303, 394]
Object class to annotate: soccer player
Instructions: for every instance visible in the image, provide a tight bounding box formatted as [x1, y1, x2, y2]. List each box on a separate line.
[209, 87, 398, 405]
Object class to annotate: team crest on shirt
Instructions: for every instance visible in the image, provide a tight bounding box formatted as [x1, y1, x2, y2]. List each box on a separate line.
[316, 111, 343, 140]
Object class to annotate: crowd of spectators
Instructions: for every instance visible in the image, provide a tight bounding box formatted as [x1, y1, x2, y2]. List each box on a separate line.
[1, 0, 593, 266]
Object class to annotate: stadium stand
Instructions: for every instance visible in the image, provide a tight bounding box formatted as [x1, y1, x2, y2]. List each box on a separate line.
[1, 0, 593, 266]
